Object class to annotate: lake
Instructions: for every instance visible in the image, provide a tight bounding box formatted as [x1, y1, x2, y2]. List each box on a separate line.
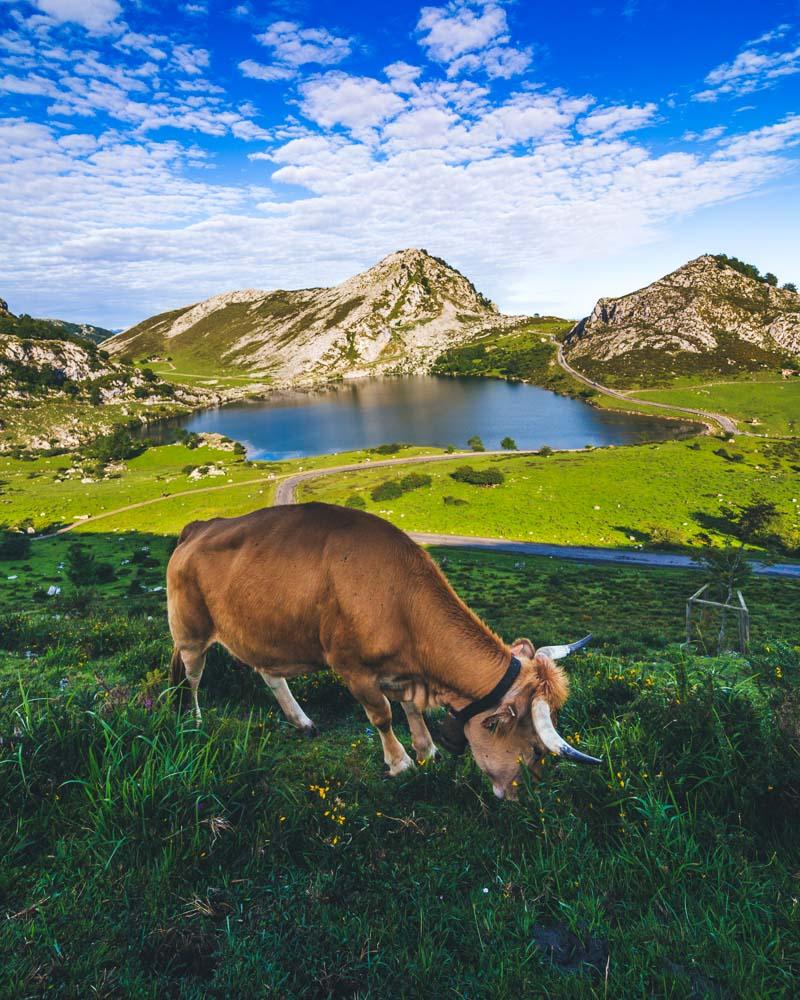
[158, 376, 692, 460]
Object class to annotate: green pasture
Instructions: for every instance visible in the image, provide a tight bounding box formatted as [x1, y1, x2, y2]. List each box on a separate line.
[1, 539, 799, 996]
[300, 435, 800, 553]
[0, 442, 446, 535]
[633, 378, 800, 437]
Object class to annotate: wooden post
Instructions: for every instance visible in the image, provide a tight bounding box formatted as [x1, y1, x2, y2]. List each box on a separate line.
[686, 585, 749, 654]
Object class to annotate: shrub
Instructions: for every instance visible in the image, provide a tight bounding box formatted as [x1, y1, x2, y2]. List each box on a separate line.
[500, 436, 518, 450]
[714, 447, 744, 463]
[345, 494, 366, 509]
[369, 442, 407, 455]
[538, 445, 554, 456]
[443, 495, 468, 506]
[370, 481, 403, 502]
[450, 465, 505, 486]
[398, 472, 431, 491]
[648, 525, 684, 549]
[66, 543, 115, 587]
[0, 529, 31, 560]
[467, 435, 485, 452]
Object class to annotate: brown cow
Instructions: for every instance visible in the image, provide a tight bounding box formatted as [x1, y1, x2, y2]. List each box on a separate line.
[167, 502, 599, 799]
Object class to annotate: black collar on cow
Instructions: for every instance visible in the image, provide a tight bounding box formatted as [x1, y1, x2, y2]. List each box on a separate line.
[436, 656, 521, 756]
[448, 655, 521, 723]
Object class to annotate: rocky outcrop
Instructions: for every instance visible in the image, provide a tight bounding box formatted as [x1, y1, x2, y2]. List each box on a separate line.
[105, 249, 523, 386]
[564, 255, 800, 384]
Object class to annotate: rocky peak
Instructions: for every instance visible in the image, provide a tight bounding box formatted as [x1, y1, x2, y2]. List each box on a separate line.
[0, 298, 10, 317]
[564, 254, 800, 385]
[104, 249, 518, 384]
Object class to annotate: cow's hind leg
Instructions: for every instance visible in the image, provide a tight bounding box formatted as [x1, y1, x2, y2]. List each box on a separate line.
[401, 702, 438, 763]
[261, 674, 316, 736]
[173, 647, 207, 723]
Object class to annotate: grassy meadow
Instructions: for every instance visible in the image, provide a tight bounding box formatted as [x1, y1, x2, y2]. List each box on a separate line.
[2, 537, 800, 996]
[632, 378, 800, 437]
[300, 435, 800, 554]
[0, 442, 447, 536]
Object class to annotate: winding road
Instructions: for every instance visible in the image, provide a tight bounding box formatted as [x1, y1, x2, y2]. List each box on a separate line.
[555, 345, 739, 436]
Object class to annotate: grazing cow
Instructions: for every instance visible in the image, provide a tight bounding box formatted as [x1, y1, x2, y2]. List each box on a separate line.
[167, 503, 599, 799]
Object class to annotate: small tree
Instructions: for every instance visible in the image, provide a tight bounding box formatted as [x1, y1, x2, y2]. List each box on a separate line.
[467, 435, 485, 452]
[782, 282, 797, 293]
[764, 272, 778, 287]
[500, 436, 518, 450]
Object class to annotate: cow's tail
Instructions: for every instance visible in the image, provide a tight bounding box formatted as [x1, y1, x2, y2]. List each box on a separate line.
[170, 646, 188, 712]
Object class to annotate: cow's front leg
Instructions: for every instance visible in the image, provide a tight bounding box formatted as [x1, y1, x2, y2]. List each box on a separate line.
[348, 679, 414, 776]
[401, 701, 438, 763]
[260, 674, 316, 736]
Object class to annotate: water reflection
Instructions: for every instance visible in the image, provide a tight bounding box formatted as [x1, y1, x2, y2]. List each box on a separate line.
[152, 376, 692, 460]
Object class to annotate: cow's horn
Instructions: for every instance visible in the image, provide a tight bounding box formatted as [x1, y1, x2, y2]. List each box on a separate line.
[536, 634, 592, 660]
[531, 699, 601, 765]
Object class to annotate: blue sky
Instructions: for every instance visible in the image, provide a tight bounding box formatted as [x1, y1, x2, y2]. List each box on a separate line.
[1, 0, 799, 328]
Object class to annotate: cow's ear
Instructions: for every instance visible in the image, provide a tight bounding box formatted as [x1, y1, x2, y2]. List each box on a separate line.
[510, 637, 535, 659]
[482, 703, 517, 734]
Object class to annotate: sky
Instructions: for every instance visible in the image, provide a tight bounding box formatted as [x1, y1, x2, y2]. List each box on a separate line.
[1, 0, 799, 329]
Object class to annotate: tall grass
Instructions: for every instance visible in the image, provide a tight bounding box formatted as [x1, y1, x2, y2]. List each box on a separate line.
[1, 601, 798, 996]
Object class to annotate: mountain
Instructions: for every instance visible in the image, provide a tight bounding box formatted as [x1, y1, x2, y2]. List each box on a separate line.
[0, 297, 203, 452]
[0, 303, 112, 349]
[34, 317, 115, 344]
[104, 249, 526, 384]
[564, 255, 800, 387]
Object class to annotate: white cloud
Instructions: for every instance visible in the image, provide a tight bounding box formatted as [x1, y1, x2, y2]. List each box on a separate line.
[299, 73, 406, 136]
[712, 113, 800, 159]
[682, 126, 725, 143]
[417, 1, 531, 78]
[694, 30, 800, 101]
[33, 0, 122, 34]
[239, 59, 294, 82]
[255, 20, 351, 68]
[384, 61, 423, 93]
[173, 44, 210, 76]
[577, 103, 658, 138]
[115, 32, 168, 61]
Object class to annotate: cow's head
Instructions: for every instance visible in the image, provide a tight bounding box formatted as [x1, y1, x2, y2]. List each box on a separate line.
[461, 637, 600, 799]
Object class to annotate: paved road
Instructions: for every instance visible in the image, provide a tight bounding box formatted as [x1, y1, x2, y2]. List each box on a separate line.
[556, 345, 740, 436]
[274, 455, 800, 578]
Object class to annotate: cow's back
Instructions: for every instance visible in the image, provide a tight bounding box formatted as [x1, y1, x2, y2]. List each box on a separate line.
[167, 503, 422, 669]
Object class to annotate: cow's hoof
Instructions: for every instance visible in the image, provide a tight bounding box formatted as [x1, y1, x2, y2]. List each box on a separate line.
[300, 724, 318, 739]
[386, 753, 415, 777]
[415, 743, 439, 764]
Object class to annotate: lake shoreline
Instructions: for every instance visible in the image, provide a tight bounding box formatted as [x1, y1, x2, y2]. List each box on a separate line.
[140, 374, 701, 461]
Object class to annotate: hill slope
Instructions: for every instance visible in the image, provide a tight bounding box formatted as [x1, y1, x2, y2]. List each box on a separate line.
[0, 298, 203, 452]
[564, 255, 800, 387]
[104, 249, 526, 384]
[34, 317, 115, 344]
